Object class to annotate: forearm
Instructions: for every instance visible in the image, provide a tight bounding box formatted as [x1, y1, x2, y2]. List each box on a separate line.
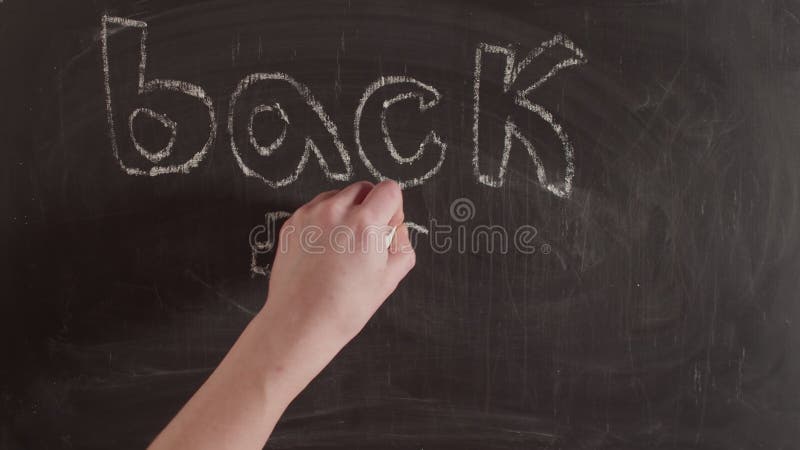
[148, 303, 335, 450]
[148, 180, 413, 449]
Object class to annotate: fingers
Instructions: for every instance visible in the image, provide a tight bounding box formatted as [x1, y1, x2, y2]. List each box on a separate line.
[360, 180, 402, 225]
[306, 189, 339, 207]
[388, 223, 411, 255]
[388, 205, 405, 228]
[387, 223, 415, 280]
[331, 181, 375, 206]
[384, 206, 405, 249]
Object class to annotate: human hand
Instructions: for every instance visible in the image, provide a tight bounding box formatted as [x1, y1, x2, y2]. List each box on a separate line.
[259, 180, 415, 363]
[149, 181, 414, 450]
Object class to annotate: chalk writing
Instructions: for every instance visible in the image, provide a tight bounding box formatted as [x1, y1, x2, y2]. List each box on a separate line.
[248, 103, 289, 157]
[101, 16, 585, 197]
[472, 35, 586, 197]
[249, 211, 292, 276]
[228, 73, 353, 188]
[249, 213, 429, 276]
[128, 108, 176, 163]
[355, 76, 447, 189]
[101, 15, 216, 176]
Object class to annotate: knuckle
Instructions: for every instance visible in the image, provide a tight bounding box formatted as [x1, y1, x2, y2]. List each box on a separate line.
[351, 208, 378, 228]
[314, 204, 340, 227]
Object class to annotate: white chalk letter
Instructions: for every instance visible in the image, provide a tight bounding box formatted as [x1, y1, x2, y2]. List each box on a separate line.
[100, 15, 216, 175]
[355, 76, 446, 189]
[228, 73, 353, 188]
[473, 35, 586, 197]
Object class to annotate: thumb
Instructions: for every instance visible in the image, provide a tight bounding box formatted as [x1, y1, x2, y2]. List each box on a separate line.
[387, 223, 416, 283]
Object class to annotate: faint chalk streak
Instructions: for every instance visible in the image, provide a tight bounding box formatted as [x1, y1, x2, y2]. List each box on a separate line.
[186, 270, 256, 316]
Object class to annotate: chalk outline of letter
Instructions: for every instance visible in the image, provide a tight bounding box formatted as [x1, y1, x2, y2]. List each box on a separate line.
[128, 107, 177, 163]
[355, 76, 446, 189]
[100, 15, 217, 176]
[248, 103, 290, 157]
[250, 211, 292, 276]
[250, 211, 292, 253]
[472, 34, 586, 198]
[228, 73, 353, 188]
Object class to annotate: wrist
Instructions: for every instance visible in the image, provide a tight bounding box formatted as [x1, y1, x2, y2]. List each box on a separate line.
[248, 302, 342, 403]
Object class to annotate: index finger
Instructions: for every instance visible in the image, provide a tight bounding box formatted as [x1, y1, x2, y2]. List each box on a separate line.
[359, 179, 403, 225]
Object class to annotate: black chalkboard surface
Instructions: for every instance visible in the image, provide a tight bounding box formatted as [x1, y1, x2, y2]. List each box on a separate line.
[3, 0, 800, 448]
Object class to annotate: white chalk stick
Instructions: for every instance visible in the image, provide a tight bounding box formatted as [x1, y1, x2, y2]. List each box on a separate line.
[385, 226, 397, 249]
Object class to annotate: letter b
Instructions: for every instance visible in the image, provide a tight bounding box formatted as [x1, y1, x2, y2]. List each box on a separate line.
[100, 15, 216, 176]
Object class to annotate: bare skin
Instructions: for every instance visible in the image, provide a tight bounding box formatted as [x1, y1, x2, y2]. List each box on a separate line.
[148, 180, 415, 450]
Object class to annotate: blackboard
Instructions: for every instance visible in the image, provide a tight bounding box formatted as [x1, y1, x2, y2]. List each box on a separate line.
[4, 0, 800, 448]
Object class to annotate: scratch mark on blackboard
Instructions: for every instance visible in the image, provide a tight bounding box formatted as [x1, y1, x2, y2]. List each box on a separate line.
[186, 270, 256, 317]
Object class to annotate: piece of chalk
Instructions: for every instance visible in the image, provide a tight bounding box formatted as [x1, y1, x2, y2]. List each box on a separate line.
[385, 226, 397, 249]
